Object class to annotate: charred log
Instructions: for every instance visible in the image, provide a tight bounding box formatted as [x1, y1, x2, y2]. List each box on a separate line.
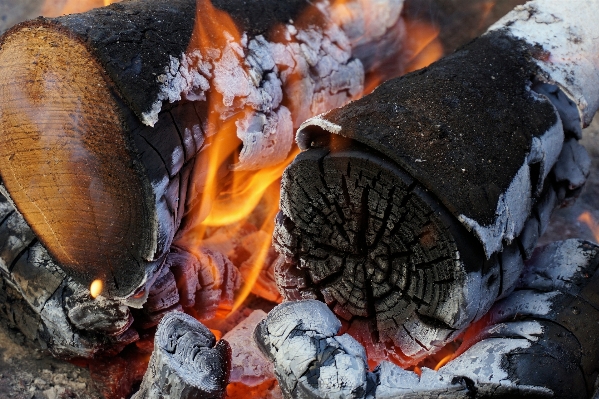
[259, 239, 599, 399]
[131, 311, 231, 399]
[275, 0, 597, 364]
[0, 0, 413, 299]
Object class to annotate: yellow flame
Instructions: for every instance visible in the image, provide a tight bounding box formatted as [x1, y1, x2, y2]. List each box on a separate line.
[434, 354, 453, 371]
[578, 211, 599, 243]
[90, 279, 103, 298]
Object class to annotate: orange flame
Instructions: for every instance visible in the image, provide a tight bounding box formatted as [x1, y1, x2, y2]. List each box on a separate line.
[578, 211, 599, 243]
[403, 20, 444, 73]
[179, 0, 448, 318]
[41, 0, 121, 17]
[90, 279, 103, 298]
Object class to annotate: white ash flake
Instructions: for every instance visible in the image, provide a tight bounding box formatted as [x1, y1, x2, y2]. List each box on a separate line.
[488, 0, 599, 127]
[142, 0, 407, 170]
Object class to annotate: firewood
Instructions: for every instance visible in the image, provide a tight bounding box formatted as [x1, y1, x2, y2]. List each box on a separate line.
[0, 185, 138, 358]
[0, 0, 412, 300]
[131, 311, 231, 399]
[274, 0, 596, 365]
[258, 239, 599, 399]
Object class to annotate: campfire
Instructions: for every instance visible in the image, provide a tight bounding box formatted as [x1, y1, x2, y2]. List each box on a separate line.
[0, 0, 598, 398]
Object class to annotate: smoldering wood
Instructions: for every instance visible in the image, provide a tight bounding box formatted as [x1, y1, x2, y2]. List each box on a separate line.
[275, 26, 592, 363]
[254, 299, 376, 399]
[0, 182, 242, 359]
[0, 0, 410, 300]
[259, 239, 599, 398]
[131, 312, 231, 399]
[0, 186, 137, 358]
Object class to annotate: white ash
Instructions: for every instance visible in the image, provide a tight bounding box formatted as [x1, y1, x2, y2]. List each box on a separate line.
[222, 309, 275, 387]
[459, 109, 563, 257]
[144, 0, 406, 170]
[254, 300, 375, 398]
[519, 239, 599, 292]
[488, 0, 599, 127]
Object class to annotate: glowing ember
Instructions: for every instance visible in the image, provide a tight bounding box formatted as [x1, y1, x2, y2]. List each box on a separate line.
[90, 279, 103, 298]
[403, 20, 444, 73]
[578, 211, 599, 243]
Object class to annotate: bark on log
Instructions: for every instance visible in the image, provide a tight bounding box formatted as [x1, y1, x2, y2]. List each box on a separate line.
[258, 239, 599, 398]
[131, 311, 231, 399]
[0, 0, 410, 299]
[274, 0, 596, 365]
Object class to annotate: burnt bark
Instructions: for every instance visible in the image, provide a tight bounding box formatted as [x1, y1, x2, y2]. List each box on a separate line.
[131, 312, 231, 399]
[274, 30, 591, 363]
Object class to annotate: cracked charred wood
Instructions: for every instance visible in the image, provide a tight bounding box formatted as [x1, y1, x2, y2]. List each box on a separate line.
[274, 0, 597, 366]
[0, 181, 242, 359]
[0, 0, 412, 301]
[0, 186, 137, 358]
[132, 312, 231, 399]
[259, 239, 599, 398]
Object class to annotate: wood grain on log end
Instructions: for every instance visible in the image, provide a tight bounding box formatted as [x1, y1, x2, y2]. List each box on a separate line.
[132, 311, 231, 399]
[274, 140, 493, 362]
[0, 24, 155, 297]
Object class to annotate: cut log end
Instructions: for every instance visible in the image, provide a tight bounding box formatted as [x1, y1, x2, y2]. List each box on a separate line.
[0, 23, 155, 297]
[274, 141, 486, 357]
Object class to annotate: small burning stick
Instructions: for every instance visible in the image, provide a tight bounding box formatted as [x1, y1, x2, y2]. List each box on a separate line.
[274, 0, 596, 366]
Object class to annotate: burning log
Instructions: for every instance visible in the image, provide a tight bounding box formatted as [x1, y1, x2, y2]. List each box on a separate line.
[274, 0, 596, 365]
[0, 0, 411, 301]
[131, 311, 231, 399]
[258, 239, 599, 398]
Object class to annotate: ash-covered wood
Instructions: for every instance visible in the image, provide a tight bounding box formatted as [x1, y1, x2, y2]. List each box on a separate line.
[0, 186, 137, 359]
[132, 312, 231, 399]
[255, 300, 376, 398]
[0, 0, 410, 300]
[260, 239, 599, 398]
[275, 3, 596, 364]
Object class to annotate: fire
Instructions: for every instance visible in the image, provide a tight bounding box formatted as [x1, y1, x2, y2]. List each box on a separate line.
[41, 0, 121, 17]
[403, 20, 444, 73]
[90, 279, 103, 298]
[578, 211, 599, 243]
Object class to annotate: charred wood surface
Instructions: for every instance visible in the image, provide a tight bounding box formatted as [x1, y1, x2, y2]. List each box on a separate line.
[275, 28, 592, 362]
[0, 0, 408, 298]
[259, 239, 599, 399]
[132, 312, 231, 399]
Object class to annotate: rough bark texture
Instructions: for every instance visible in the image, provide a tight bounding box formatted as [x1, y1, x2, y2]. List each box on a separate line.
[131, 312, 231, 399]
[275, 29, 591, 364]
[258, 239, 599, 399]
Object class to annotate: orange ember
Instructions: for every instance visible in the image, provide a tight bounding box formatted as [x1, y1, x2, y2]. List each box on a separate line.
[90, 279, 103, 298]
[578, 211, 599, 243]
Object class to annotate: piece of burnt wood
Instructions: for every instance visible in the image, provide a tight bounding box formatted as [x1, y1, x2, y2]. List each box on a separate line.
[274, 0, 597, 365]
[255, 299, 377, 399]
[0, 185, 138, 358]
[0, 0, 411, 300]
[258, 239, 599, 398]
[131, 311, 231, 399]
